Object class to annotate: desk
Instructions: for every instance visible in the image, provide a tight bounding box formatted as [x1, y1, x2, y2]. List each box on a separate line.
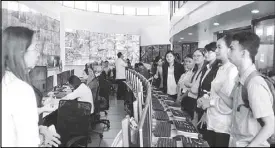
[42, 89, 71, 118]
[113, 81, 209, 147]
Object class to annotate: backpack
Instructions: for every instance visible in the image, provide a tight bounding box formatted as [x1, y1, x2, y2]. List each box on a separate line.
[240, 70, 275, 144]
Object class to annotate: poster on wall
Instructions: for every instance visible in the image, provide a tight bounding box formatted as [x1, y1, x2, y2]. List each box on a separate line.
[2, 1, 61, 68]
[65, 29, 140, 66]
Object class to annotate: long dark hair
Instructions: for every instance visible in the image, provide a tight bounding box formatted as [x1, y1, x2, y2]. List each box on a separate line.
[2, 26, 35, 83]
[164, 50, 176, 65]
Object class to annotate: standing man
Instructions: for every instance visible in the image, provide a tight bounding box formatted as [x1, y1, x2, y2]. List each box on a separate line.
[115, 52, 128, 100]
[228, 32, 274, 147]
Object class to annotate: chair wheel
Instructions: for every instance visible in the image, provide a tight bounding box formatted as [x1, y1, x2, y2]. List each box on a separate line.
[100, 134, 103, 139]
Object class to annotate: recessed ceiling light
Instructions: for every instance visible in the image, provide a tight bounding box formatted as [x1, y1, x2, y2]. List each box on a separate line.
[180, 37, 184, 39]
[251, 9, 259, 14]
[188, 33, 192, 35]
[213, 22, 219, 26]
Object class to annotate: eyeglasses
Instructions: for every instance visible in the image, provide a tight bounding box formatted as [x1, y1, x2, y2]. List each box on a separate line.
[193, 54, 203, 58]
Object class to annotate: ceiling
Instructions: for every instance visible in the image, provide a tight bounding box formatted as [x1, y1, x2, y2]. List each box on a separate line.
[172, 1, 275, 44]
[95, 1, 162, 7]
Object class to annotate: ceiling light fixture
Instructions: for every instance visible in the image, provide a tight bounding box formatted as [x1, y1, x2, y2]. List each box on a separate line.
[188, 33, 192, 35]
[251, 9, 259, 14]
[213, 22, 219, 26]
[180, 37, 184, 39]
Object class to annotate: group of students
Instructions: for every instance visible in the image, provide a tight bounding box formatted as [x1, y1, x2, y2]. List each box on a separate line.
[2, 26, 99, 147]
[151, 32, 274, 147]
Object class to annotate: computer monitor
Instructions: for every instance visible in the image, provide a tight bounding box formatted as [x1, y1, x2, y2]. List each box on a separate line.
[61, 71, 70, 85]
[46, 76, 54, 93]
[29, 66, 47, 93]
[71, 69, 74, 76]
[57, 73, 63, 87]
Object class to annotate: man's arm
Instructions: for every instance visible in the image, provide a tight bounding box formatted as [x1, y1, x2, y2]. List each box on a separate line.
[248, 115, 274, 147]
[247, 79, 274, 146]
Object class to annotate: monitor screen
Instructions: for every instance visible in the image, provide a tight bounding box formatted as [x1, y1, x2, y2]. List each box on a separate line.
[46, 76, 54, 92]
[29, 66, 47, 93]
[57, 73, 63, 86]
[61, 71, 67, 85]
[62, 71, 71, 85]
[71, 69, 74, 76]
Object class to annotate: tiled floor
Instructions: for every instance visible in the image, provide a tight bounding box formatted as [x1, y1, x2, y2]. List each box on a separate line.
[89, 94, 126, 147]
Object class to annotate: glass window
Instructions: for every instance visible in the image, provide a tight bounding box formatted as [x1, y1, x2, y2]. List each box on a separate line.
[63, 1, 74, 8]
[149, 7, 160, 15]
[19, 3, 30, 12]
[99, 3, 110, 13]
[179, 1, 187, 8]
[111, 5, 123, 15]
[136, 7, 148, 15]
[2, 1, 8, 9]
[75, 1, 86, 10]
[174, 1, 179, 12]
[87, 2, 98, 12]
[7, 1, 19, 11]
[124, 7, 136, 15]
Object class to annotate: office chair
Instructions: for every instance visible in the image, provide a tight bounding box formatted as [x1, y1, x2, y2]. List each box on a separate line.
[87, 77, 104, 139]
[87, 76, 110, 131]
[56, 100, 91, 147]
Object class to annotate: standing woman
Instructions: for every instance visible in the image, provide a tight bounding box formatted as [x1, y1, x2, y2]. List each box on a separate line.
[2, 26, 60, 146]
[182, 49, 206, 120]
[195, 42, 220, 138]
[176, 54, 195, 103]
[153, 57, 164, 89]
[197, 35, 238, 147]
[162, 50, 185, 100]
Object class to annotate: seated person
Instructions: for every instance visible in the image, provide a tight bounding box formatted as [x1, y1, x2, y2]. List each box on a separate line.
[137, 63, 150, 79]
[102, 61, 112, 79]
[42, 75, 94, 127]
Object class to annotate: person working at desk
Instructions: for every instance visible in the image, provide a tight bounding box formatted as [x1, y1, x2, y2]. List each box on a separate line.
[2, 26, 60, 147]
[42, 75, 94, 127]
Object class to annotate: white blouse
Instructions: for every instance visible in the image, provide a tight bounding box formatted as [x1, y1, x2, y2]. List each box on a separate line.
[167, 66, 177, 95]
[206, 62, 238, 134]
[2, 71, 40, 147]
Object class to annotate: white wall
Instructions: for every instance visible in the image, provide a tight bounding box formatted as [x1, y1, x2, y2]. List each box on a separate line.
[197, 17, 251, 48]
[140, 22, 170, 46]
[170, 1, 254, 39]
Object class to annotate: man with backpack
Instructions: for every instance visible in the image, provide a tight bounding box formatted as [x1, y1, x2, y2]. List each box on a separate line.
[228, 32, 274, 147]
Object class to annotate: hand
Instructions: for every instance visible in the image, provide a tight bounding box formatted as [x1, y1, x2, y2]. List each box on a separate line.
[197, 112, 207, 129]
[39, 126, 61, 147]
[197, 97, 203, 108]
[201, 99, 210, 110]
[154, 74, 158, 79]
